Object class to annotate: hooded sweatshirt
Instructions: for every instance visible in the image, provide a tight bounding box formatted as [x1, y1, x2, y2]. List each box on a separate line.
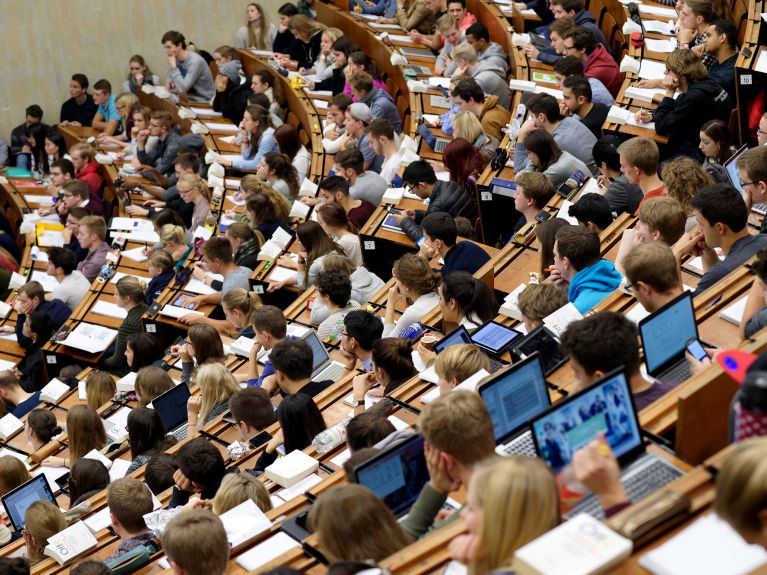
[574, 9, 609, 48]
[472, 60, 511, 109]
[361, 87, 403, 132]
[478, 95, 511, 141]
[584, 44, 624, 98]
[351, 266, 386, 306]
[568, 259, 622, 314]
[477, 42, 509, 73]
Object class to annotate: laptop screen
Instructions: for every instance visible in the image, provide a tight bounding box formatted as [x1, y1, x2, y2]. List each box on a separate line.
[303, 331, 331, 374]
[153, 383, 191, 431]
[2, 475, 57, 531]
[531, 370, 642, 474]
[479, 355, 551, 443]
[433, 326, 472, 354]
[354, 435, 430, 516]
[724, 144, 748, 194]
[513, 326, 567, 375]
[471, 321, 522, 354]
[639, 293, 697, 375]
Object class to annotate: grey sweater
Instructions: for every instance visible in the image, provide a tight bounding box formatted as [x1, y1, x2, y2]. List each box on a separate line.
[514, 145, 590, 188]
[168, 51, 216, 102]
[472, 60, 511, 110]
[551, 117, 598, 176]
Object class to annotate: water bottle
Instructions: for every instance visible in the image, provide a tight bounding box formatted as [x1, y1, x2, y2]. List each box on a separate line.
[400, 322, 425, 341]
[313, 417, 351, 453]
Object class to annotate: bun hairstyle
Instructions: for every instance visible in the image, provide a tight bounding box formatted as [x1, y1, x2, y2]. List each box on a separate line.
[115, 276, 147, 304]
[27, 409, 63, 443]
[393, 254, 441, 299]
[159, 223, 186, 246]
[371, 338, 417, 394]
[222, 287, 262, 315]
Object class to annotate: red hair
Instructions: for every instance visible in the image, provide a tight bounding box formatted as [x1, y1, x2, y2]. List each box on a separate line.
[443, 138, 486, 188]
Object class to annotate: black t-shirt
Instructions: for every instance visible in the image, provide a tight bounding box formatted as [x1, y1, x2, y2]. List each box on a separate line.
[580, 103, 610, 139]
[60, 94, 98, 126]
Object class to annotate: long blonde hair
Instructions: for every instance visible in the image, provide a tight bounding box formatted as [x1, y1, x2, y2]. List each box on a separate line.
[468, 457, 560, 575]
[195, 363, 240, 423]
[178, 173, 212, 203]
[453, 111, 484, 145]
[714, 437, 767, 537]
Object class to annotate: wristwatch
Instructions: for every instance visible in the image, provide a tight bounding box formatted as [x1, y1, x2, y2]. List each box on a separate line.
[349, 398, 363, 407]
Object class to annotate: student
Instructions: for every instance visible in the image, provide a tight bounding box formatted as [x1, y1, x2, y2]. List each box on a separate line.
[394, 160, 476, 243]
[125, 54, 155, 95]
[222, 288, 262, 339]
[187, 363, 240, 438]
[60, 74, 98, 127]
[402, 391, 495, 539]
[274, 124, 312, 183]
[75, 215, 110, 283]
[450, 78, 510, 141]
[317, 202, 364, 266]
[553, 54, 614, 107]
[25, 409, 63, 453]
[314, 270, 360, 339]
[349, 74, 402, 133]
[422, 212, 491, 276]
[524, 16, 573, 65]
[512, 172, 557, 236]
[310, 484, 411, 562]
[622, 241, 684, 314]
[169, 438, 229, 507]
[562, 76, 608, 138]
[45, 247, 90, 310]
[246, 305, 290, 389]
[135, 111, 181, 180]
[244, 194, 287, 243]
[433, 344, 491, 395]
[0, 456, 30, 497]
[143, 453, 177, 496]
[70, 143, 104, 198]
[384, 254, 441, 337]
[96, 92, 138, 148]
[213, 60, 251, 126]
[53, 179, 104, 220]
[161, 31, 216, 102]
[343, 102, 383, 172]
[346, 411, 396, 452]
[0, 371, 42, 417]
[514, 128, 591, 187]
[23, 501, 67, 565]
[552, 225, 621, 313]
[448, 457, 559, 573]
[321, 93, 353, 151]
[210, 473, 273, 515]
[636, 49, 732, 160]
[103, 478, 155, 562]
[135, 366, 175, 407]
[617, 137, 665, 215]
[561, 312, 679, 405]
[662, 157, 713, 231]
[520, 93, 598, 176]
[224, 223, 262, 272]
[634, 197, 687, 245]
[260, 152, 300, 199]
[125, 332, 163, 372]
[42, 405, 107, 468]
[216, 105, 278, 172]
[270, 339, 334, 398]
[366, 119, 402, 185]
[13, 312, 53, 393]
[145, 250, 175, 305]
[333, 147, 388, 206]
[174, 324, 227, 383]
[517, 283, 569, 332]
[268, 221, 345, 291]
[91, 79, 121, 136]
[99, 277, 148, 376]
[677, 0, 715, 61]
[465, 22, 509, 72]
[276, 15, 325, 71]
[303, 27, 342, 79]
[229, 387, 278, 442]
[568, 193, 613, 232]
[237, 3, 278, 50]
[451, 45, 511, 110]
[162, 511, 229, 575]
[68, 459, 110, 508]
[452, 111, 498, 163]
[250, 69, 286, 120]
[338, 310, 384, 373]
[433, 15, 463, 76]
[439, 272, 498, 329]
[83, 370, 116, 411]
[9, 105, 46, 171]
[737, 146, 767, 234]
[550, 0, 608, 45]
[703, 19, 738, 100]
[675, 183, 767, 296]
[561, 26, 623, 98]
[125, 407, 172, 474]
[699, 119, 734, 183]
[5, 281, 70, 349]
[378, 0, 436, 33]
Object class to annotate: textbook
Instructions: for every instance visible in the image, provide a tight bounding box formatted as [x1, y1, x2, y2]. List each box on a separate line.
[264, 449, 319, 488]
[40, 379, 71, 404]
[91, 301, 128, 320]
[513, 513, 632, 575]
[43, 521, 98, 565]
[258, 240, 284, 261]
[0, 300, 11, 319]
[289, 200, 310, 219]
[0, 413, 23, 441]
[299, 178, 318, 197]
[62, 323, 118, 354]
[230, 336, 256, 358]
[499, 283, 528, 322]
[219, 499, 272, 548]
[382, 187, 406, 205]
[719, 295, 748, 326]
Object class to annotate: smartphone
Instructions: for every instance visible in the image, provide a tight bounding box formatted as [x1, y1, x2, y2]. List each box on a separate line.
[249, 430, 273, 449]
[686, 338, 709, 362]
[535, 210, 551, 223]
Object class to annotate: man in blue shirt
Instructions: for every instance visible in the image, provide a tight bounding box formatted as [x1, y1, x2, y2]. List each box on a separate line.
[92, 79, 121, 136]
[6, 281, 71, 348]
[246, 305, 293, 390]
[421, 212, 491, 276]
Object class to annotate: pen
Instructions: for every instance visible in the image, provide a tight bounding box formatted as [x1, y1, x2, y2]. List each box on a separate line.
[705, 294, 723, 310]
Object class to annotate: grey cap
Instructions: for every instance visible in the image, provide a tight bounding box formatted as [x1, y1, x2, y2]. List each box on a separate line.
[348, 102, 372, 124]
[218, 60, 242, 84]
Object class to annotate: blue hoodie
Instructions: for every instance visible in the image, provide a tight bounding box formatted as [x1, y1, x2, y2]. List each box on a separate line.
[568, 259, 622, 314]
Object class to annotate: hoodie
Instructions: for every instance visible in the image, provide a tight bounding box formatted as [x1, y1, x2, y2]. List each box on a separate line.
[361, 87, 403, 132]
[568, 259, 622, 314]
[478, 95, 511, 141]
[574, 9, 609, 48]
[76, 161, 104, 198]
[477, 42, 509, 74]
[350, 266, 386, 305]
[584, 44, 624, 98]
[473, 62, 511, 110]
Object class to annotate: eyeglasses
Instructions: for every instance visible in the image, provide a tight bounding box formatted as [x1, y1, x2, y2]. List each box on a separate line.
[740, 180, 754, 187]
[758, 129, 767, 135]
[149, 123, 162, 129]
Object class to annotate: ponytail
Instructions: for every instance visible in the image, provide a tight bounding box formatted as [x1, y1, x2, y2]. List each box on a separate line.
[372, 338, 417, 394]
[116, 276, 147, 304]
[441, 272, 498, 325]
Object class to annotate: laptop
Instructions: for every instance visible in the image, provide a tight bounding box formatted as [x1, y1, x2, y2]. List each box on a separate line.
[2, 475, 57, 531]
[432, 138, 451, 153]
[530, 369, 684, 519]
[153, 383, 192, 441]
[638, 292, 698, 385]
[512, 325, 569, 375]
[478, 354, 551, 457]
[302, 330, 348, 382]
[404, 64, 431, 76]
[353, 434, 430, 517]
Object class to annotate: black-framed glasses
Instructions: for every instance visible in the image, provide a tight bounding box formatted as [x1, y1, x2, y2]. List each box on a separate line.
[740, 180, 754, 187]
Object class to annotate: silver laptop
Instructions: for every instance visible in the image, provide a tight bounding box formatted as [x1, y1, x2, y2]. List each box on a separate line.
[302, 330, 348, 381]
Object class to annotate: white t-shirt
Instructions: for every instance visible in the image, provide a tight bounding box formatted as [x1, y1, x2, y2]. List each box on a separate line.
[52, 271, 91, 310]
[379, 152, 402, 185]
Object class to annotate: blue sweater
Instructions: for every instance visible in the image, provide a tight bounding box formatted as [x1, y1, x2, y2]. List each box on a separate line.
[16, 299, 71, 348]
[568, 259, 622, 314]
[441, 242, 492, 276]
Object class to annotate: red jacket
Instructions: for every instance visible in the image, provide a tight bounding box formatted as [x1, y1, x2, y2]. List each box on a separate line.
[584, 44, 624, 98]
[76, 161, 104, 198]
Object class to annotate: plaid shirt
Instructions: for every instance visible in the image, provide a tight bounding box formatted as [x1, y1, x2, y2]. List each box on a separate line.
[692, 32, 717, 69]
[103, 531, 156, 563]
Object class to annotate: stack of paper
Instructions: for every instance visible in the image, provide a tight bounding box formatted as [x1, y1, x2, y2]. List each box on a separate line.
[0, 413, 23, 441]
[219, 499, 273, 547]
[160, 305, 204, 320]
[120, 246, 148, 262]
[382, 187, 405, 204]
[719, 295, 749, 326]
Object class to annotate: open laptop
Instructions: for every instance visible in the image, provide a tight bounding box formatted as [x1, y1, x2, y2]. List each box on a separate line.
[2, 475, 57, 531]
[638, 292, 699, 385]
[153, 383, 192, 441]
[353, 434, 430, 517]
[433, 325, 473, 354]
[302, 330, 348, 382]
[512, 325, 569, 375]
[478, 354, 551, 457]
[404, 64, 431, 76]
[530, 368, 684, 519]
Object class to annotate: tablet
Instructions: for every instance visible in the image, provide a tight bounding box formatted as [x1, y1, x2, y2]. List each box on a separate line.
[470, 321, 523, 357]
[512, 325, 568, 375]
[1, 475, 57, 531]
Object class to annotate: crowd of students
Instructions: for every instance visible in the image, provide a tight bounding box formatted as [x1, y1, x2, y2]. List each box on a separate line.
[1, 0, 767, 571]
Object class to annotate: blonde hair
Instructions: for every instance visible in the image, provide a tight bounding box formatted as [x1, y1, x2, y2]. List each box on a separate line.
[67, 405, 108, 462]
[468, 457, 560, 575]
[323, 27, 343, 45]
[617, 137, 659, 175]
[240, 175, 291, 222]
[321, 252, 356, 276]
[434, 344, 490, 383]
[115, 92, 139, 115]
[0, 456, 30, 496]
[24, 501, 67, 564]
[195, 363, 240, 424]
[85, 370, 117, 410]
[661, 157, 713, 215]
[622, 240, 681, 294]
[452, 42, 478, 64]
[666, 48, 708, 82]
[70, 142, 95, 161]
[78, 215, 107, 241]
[714, 437, 767, 536]
[452, 111, 484, 144]
[222, 287, 262, 315]
[517, 283, 569, 326]
[178, 173, 212, 203]
[115, 276, 147, 304]
[160, 224, 186, 246]
[437, 13, 458, 32]
[211, 473, 273, 515]
[289, 14, 326, 36]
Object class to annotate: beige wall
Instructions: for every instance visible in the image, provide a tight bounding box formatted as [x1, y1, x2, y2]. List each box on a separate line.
[0, 0, 282, 144]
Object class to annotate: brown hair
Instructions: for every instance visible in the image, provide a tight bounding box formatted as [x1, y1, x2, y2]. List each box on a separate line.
[24, 501, 67, 564]
[536, 218, 570, 278]
[67, 405, 108, 462]
[250, 305, 287, 339]
[0, 456, 30, 496]
[150, 110, 174, 130]
[638, 197, 687, 244]
[78, 215, 107, 241]
[107, 477, 153, 533]
[162, 511, 229, 575]
[317, 201, 356, 234]
[372, 338, 417, 394]
[392, 254, 441, 298]
[662, 156, 712, 215]
[321, 252, 357, 276]
[240, 175, 291, 221]
[516, 172, 556, 210]
[115, 276, 147, 305]
[222, 287, 262, 316]
[617, 136, 659, 176]
[188, 324, 226, 367]
[135, 366, 174, 407]
[85, 370, 116, 410]
[517, 283, 569, 325]
[737, 146, 767, 191]
[622, 240, 681, 294]
[665, 48, 708, 82]
[70, 142, 95, 162]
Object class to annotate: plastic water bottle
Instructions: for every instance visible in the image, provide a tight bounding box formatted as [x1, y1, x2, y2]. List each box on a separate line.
[313, 417, 351, 453]
[400, 322, 425, 341]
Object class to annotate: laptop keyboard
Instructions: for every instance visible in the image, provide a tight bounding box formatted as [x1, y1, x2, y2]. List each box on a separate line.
[171, 423, 189, 442]
[433, 139, 450, 153]
[754, 203, 767, 215]
[569, 456, 683, 520]
[498, 431, 537, 458]
[405, 65, 430, 76]
[317, 362, 347, 382]
[487, 357, 505, 373]
[658, 361, 692, 385]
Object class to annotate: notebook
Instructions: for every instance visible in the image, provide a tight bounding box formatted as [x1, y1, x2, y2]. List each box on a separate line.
[638, 292, 698, 385]
[301, 330, 348, 382]
[152, 383, 192, 439]
[1, 474, 57, 531]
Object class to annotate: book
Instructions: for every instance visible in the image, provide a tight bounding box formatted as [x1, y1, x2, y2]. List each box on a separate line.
[160, 305, 204, 320]
[719, 295, 748, 326]
[218, 499, 272, 548]
[230, 336, 256, 357]
[421, 369, 491, 404]
[40, 378, 71, 404]
[513, 513, 633, 575]
[62, 323, 118, 354]
[84, 448, 113, 470]
[382, 187, 405, 205]
[0, 413, 23, 441]
[43, 521, 99, 565]
[258, 239, 284, 261]
[91, 301, 128, 320]
[264, 449, 319, 488]
[289, 200, 310, 219]
[235, 532, 301, 571]
[498, 283, 528, 322]
[115, 371, 138, 393]
[543, 302, 584, 338]
[0, 300, 11, 319]
[29, 270, 60, 293]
